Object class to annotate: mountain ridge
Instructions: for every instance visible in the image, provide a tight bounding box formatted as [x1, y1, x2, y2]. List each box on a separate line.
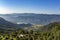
[0, 13, 60, 25]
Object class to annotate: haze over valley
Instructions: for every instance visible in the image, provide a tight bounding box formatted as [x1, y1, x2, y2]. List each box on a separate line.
[0, 0, 60, 40]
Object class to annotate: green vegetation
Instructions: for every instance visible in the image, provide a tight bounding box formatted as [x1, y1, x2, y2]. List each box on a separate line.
[0, 22, 60, 40]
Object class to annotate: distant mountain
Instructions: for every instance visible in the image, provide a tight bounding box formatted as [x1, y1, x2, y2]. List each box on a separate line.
[0, 17, 19, 30]
[0, 17, 33, 30]
[0, 15, 60, 32]
[0, 13, 60, 25]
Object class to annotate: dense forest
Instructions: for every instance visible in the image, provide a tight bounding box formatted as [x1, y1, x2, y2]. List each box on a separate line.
[0, 22, 60, 40]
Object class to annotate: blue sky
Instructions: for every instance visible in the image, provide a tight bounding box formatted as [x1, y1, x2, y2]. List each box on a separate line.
[0, 0, 60, 14]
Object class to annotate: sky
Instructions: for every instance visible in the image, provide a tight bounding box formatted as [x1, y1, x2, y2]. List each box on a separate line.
[0, 0, 60, 14]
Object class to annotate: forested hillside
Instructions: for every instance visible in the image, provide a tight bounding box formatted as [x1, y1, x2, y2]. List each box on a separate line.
[0, 21, 60, 40]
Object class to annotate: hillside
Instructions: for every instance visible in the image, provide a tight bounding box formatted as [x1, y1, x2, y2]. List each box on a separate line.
[0, 16, 60, 40]
[25, 22, 60, 32]
[0, 17, 19, 30]
[0, 17, 33, 31]
[39, 22, 60, 32]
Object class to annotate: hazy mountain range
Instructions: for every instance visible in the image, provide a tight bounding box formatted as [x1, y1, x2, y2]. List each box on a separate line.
[0, 13, 60, 31]
[0, 17, 32, 30]
[0, 13, 60, 25]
